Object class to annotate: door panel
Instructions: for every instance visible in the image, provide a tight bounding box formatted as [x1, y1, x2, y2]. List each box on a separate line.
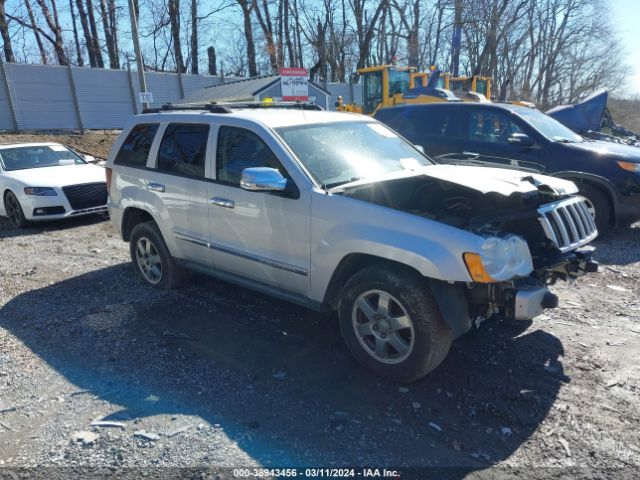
[146, 123, 213, 265]
[210, 126, 311, 295]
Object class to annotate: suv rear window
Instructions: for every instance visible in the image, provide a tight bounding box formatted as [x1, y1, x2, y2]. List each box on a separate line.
[114, 123, 159, 167]
[157, 124, 210, 178]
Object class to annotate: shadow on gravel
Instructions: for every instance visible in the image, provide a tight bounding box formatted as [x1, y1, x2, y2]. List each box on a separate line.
[0, 265, 567, 473]
[0, 214, 108, 239]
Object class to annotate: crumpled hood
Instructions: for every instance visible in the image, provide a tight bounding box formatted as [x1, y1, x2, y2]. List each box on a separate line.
[3, 164, 106, 187]
[421, 165, 578, 196]
[335, 164, 578, 196]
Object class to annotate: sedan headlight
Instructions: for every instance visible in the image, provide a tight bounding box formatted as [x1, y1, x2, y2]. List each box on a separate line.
[617, 161, 640, 173]
[463, 235, 533, 283]
[24, 187, 57, 196]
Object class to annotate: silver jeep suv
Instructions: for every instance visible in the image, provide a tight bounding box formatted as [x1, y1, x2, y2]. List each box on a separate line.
[106, 103, 598, 382]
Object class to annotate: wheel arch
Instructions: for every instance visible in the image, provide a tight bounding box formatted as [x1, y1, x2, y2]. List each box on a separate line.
[121, 207, 156, 241]
[553, 171, 617, 225]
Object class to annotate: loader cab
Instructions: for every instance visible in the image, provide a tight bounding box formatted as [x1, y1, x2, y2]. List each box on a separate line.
[360, 65, 414, 115]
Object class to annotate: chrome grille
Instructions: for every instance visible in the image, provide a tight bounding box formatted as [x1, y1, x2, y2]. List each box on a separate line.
[538, 196, 598, 252]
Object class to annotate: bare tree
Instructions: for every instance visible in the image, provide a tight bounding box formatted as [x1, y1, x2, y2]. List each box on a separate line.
[234, 0, 257, 76]
[0, 0, 15, 62]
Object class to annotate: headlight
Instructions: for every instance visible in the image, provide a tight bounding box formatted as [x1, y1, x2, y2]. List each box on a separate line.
[463, 235, 533, 283]
[617, 161, 640, 173]
[24, 187, 57, 196]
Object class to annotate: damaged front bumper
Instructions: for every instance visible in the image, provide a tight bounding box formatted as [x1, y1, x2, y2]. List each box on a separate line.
[432, 247, 598, 338]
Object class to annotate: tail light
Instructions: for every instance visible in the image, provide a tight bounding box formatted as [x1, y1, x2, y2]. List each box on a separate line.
[105, 167, 113, 194]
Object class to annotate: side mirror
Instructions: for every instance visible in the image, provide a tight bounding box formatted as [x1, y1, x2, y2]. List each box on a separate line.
[508, 133, 534, 147]
[413, 144, 425, 154]
[240, 167, 287, 192]
[82, 154, 96, 163]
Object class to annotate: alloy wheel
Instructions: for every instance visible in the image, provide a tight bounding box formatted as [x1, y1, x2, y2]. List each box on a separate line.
[135, 236, 163, 284]
[351, 289, 415, 364]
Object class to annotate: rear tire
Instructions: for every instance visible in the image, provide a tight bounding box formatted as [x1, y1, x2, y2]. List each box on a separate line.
[4, 191, 29, 229]
[579, 183, 611, 232]
[338, 265, 452, 383]
[129, 221, 187, 289]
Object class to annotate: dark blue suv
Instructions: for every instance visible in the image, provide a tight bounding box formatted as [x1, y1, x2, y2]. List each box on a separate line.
[374, 103, 640, 230]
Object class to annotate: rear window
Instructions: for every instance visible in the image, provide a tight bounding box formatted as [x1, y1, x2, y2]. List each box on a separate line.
[114, 123, 159, 167]
[157, 123, 209, 178]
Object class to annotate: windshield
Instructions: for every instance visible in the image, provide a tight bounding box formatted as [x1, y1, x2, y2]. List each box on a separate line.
[516, 108, 583, 142]
[276, 121, 433, 188]
[0, 145, 86, 171]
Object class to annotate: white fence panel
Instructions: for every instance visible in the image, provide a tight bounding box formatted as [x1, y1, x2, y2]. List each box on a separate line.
[74, 68, 136, 129]
[8, 64, 79, 130]
[0, 64, 361, 131]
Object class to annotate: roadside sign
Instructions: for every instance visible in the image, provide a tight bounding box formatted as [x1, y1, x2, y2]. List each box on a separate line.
[280, 68, 308, 101]
[139, 91, 154, 104]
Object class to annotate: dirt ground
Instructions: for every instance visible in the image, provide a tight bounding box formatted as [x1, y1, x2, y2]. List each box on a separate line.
[0, 131, 639, 479]
[0, 219, 638, 480]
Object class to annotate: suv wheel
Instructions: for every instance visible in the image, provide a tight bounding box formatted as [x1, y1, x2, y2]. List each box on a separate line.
[129, 221, 186, 289]
[338, 265, 452, 382]
[4, 191, 28, 229]
[579, 184, 611, 232]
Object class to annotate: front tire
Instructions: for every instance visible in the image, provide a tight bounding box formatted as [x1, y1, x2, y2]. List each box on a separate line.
[338, 265, 452, 383]
[129, 221, 187, 289]
[4, 191, 29, 229]
[579, 183, 611, 232]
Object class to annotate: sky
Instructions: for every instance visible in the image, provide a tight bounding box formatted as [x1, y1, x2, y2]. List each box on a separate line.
[611, 0, 640, 96]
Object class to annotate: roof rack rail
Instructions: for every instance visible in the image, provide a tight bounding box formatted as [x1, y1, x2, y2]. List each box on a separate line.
[142, 101, 323, 114]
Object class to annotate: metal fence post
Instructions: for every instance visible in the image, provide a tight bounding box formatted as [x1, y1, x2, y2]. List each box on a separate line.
[0, 56, 19, 131]
[66, 65, 85, 133]
[177, 70, 185, 99]
[127, 65, 139, 114]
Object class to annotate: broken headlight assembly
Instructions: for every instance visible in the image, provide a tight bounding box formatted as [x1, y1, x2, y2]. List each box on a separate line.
[464, 235, 533, 283]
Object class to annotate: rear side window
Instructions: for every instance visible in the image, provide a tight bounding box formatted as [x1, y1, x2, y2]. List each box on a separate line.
[216, 126, 283, 185]
[114, 123, 159, 167]
[412, 107, 456, 138]
[157, 123, 210, 178]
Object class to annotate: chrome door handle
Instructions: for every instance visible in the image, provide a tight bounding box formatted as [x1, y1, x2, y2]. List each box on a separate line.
[209, 197, 234, 208]
[147, 182, 165, 192]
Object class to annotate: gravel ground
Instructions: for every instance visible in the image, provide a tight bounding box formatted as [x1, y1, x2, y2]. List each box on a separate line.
[0, 217, 639, 479]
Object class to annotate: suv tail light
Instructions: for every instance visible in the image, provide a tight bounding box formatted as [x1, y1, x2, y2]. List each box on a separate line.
[105, 167, 113, 193]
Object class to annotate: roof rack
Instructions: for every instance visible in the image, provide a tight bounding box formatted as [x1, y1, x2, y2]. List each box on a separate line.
[142, 101, 323, 114]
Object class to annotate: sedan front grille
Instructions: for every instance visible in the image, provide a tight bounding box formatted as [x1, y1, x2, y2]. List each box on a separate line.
[62, 182, 107, 211]
[538, 196, 597, 252]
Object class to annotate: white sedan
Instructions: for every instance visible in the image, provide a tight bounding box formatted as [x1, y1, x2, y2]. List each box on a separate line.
[0, 143, 108, 228]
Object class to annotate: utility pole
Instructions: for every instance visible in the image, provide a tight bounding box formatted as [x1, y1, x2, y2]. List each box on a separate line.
[127, 0, 149, 110]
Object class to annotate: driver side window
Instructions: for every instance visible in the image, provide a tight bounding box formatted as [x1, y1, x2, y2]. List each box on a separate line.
[216, 126, 283, 186]
[468, 110, 521, 144]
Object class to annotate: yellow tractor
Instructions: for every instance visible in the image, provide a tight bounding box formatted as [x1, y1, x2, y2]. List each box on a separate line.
[335, 64, 460, 116]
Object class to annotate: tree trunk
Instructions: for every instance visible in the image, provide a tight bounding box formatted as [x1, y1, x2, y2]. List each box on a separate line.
[25, 0, 48, 64]
[236, 0, 257, 76]
[34, 0, 68, 65]
[75, 0, 96, 66]
[0, 0, 15, 62]
[191, 0, 198, 74]
[99, 0, 118, 68]
[69, 0, 84, 65]
[86, 0, 104, 67]
[253, 0, 279, 73]
[168, 0, 185, 72]
[207, 46, 216, 75]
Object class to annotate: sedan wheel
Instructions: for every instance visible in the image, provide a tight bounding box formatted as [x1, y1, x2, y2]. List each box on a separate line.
[135, 236, 163, 284]
[4, 191, 28, 228]
[352, 289, 415, 364]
